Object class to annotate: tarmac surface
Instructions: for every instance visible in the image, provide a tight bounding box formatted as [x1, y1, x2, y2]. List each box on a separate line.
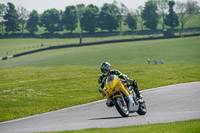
[0, 82, 200, 133]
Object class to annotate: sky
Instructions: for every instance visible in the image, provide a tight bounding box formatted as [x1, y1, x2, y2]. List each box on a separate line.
[0, 0, 150, 13]
[1, 0, 197, 14]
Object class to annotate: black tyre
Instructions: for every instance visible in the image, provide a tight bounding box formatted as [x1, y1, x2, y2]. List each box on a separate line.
[137, 102, 147, 115]
[113, 97, 129, 117]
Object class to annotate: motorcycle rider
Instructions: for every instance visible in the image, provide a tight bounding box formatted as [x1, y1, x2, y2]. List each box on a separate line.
[98, 62, 143, 107]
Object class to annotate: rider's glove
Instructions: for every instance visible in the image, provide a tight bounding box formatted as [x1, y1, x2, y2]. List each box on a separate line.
[99, 89, 106, 97]
[127, 79, 134, 86]
[125, 76, 129, 82]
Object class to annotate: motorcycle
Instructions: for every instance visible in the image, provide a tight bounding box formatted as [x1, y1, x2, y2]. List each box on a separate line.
[103, 75, 147, 117]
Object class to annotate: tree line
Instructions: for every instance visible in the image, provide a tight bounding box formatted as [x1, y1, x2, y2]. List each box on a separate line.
[0, 0, 199, 35]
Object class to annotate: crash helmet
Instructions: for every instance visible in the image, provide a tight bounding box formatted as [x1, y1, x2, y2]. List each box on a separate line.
[101, 62, 111, 74]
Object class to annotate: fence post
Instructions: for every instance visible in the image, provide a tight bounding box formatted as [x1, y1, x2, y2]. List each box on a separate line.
[80, 34, 82, 45]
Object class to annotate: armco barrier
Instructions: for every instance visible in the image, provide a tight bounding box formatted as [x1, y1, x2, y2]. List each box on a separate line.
[1, 33, 199, 61]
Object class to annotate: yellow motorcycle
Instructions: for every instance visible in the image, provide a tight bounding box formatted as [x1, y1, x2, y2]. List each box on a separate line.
[103, 75, 147, 117]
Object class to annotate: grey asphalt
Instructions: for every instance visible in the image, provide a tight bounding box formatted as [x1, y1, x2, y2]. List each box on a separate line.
[0, 82, 200, 133]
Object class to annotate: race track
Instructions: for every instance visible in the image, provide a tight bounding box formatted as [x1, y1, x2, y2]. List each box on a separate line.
[0, 82, 200, 133]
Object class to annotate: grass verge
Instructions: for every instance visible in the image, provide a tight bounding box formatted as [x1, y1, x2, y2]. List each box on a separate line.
[40, 119, 200, 133]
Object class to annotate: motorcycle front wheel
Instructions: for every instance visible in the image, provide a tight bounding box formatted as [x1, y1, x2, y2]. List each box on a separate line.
[113, 97, 129, 117]
[137, 102, 147, 115]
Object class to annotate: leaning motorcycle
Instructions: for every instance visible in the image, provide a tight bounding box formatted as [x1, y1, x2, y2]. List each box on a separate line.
[103, 75, 147, 117]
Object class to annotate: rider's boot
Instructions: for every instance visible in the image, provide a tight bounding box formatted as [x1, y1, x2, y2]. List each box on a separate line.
[133, 87, 143, 99]
[131, 80, 143, 99]
[133, 87, 144, 104]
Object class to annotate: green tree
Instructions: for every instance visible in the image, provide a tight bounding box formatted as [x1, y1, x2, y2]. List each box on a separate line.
[176, 0, 200, 30]
[3, 2, 20, 33]
[63, 6, 78, 33]
[76, 4, 86, 33]
[80, 4, 99, 33]
[154, 0, 169, 29]
[17, 6, 29, 33]
[164, 1, 179, 29]
[26, 10, 39, 34]
[0, 3, 7, 34]
[76, 4, 85, 20]
[136, 6, 144, 30]
[142, 1, 159, 30]
[124, 12, 137, 31]
[113, 1, 128, 32]
[40, 9, 62, 33]
[99, 3, 121, 32]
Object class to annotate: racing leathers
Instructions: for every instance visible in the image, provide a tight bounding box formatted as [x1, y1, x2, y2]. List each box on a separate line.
[98, 70, 142, 107]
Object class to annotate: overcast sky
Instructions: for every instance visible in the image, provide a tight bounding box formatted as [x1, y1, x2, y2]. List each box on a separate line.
[1, 0, 197, 14]
[0, 0, 149, 13]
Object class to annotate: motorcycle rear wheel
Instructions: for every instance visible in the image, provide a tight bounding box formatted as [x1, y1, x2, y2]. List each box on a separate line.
[113, 97, 129, 117]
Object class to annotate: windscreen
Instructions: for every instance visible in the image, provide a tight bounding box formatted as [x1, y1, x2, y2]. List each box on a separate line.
[106, 75, 115, 85]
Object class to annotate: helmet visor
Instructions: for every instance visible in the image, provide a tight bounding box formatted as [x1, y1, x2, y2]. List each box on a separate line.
[101, 68, 109, 74]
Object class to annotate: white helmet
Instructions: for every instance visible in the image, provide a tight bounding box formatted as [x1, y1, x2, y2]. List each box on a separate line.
[101, 62, 111, 74]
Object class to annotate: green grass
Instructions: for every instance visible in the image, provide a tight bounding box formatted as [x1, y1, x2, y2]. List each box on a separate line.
[0, 36, 200, 122]
[1, 36, 199, 66]
[0, 65, 199, 122]
[0, 13, 199, 57]
[0, 35, 167, 57]
[40, 119, 200, 133]
[0, 38, 80, 56]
